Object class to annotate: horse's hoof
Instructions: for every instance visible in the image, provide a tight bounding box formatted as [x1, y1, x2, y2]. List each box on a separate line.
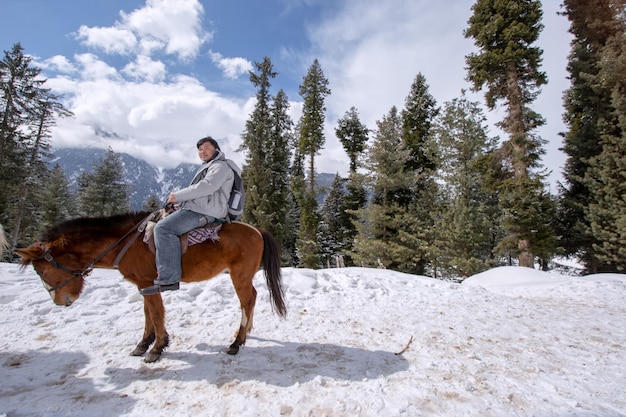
[144, 352, 161, 363]
[131, 346, 148, 356]
[227, 343, 240, 355]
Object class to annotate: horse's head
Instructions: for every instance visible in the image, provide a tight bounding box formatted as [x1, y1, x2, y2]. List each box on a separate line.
[15, 241, 86, 307]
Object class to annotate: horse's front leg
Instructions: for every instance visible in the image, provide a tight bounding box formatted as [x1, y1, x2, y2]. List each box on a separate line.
[138, 294, 169, 363]
[130, 300, 157, 357]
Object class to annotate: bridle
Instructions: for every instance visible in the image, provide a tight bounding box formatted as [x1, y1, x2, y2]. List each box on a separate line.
[36, 212, 156, 293]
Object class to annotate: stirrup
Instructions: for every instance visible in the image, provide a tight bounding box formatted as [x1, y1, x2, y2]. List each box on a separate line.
[140, 282, 180, 295]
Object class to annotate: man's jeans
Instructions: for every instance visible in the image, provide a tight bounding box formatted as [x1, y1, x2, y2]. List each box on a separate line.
[153, 209, 212, 284]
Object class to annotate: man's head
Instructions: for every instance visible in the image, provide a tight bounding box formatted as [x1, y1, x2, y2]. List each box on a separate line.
[196, 136, 220, 162]
[196, 136, 220, 150]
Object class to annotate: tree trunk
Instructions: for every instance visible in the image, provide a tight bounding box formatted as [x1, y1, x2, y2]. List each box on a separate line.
[518, 238, 534, 268]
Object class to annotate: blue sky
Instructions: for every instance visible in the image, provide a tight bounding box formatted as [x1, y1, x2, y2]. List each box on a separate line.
[1, 0, 571, 187]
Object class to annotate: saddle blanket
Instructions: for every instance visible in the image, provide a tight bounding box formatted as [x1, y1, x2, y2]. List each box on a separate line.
[142, 222, 222, 246]
[187, 224, 222, 245]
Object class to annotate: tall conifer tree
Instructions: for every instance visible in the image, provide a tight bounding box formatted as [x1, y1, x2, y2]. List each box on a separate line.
[559, 0, 626, 272]
[335, 106, 369, 265]
[267, 89, 294, 253]
[465, 0, 552, 267]
[241, 57, 276, 228]
[0, 43, 71, 246]
[584, 2, 626, 271]
[398, 73, 440, 275]
[296, 59, 330, 268]
[351, 106, 413, 270]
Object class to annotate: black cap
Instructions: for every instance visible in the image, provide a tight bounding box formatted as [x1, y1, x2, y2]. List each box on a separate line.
[196, 136, 220, 150]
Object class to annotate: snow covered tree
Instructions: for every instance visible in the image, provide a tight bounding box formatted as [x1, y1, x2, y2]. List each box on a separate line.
[319, 174, 347, 267]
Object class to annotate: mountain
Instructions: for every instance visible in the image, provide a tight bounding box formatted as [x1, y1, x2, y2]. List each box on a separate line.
[47, 148, 197, 210]
[47, 148, 337, 210]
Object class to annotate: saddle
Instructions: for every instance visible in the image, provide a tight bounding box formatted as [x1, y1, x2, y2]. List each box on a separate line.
[142, 208, 222, 255]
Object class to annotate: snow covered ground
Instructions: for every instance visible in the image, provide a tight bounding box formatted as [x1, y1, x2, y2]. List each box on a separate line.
[0, 263, 624, 417]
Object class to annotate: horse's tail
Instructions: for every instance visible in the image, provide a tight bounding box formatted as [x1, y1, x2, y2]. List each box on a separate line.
[260, 229, 287, 318]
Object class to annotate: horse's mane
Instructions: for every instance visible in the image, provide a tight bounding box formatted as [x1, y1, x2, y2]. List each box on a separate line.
[41, 211, 152, 243]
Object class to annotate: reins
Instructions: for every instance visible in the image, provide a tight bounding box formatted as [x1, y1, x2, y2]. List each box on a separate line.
[39, 211, 157, 293]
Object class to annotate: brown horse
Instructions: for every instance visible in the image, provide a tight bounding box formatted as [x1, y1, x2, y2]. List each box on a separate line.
[15, 211, 287, 363]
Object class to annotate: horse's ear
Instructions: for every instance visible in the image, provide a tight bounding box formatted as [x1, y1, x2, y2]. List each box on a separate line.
[14, 244, 43, 262]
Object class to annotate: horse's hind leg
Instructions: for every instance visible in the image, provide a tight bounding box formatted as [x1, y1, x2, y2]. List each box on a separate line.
[227, 276, 257, 355]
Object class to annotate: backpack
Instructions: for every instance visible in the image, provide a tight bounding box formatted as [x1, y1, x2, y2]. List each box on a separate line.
[223, 160, 245, 221]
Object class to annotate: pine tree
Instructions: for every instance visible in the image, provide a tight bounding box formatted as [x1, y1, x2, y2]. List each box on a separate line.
[40, 164, 77, 230]
[143, 194, 161, 211]
[402, 73, 439, 174]
[0, 43, 72, 247]
[432, 93, 500, 279]
[583, 5, 626, 271]
[319, 174, 347, 266]
[298, 59, 330, 196]
[336, 107, 369, 173]
[465, 0, 552, 267]
[0, 44, 43, 189]
[351, 106, 413, 269]
[266, 89, 294, 254]
[10, 89, 72, 247]
[78, 147, 130, 216]
[558, 0, 626, 272]
[240, 57, 276, 228]
[398, 73, 440, 275]
[296, 59, 330, 268]
[287, 134, 305, 266]
[335, 106, 369, 265]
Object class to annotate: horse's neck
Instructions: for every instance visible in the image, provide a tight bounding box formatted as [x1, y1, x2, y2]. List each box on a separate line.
[67, 226, 134, 266]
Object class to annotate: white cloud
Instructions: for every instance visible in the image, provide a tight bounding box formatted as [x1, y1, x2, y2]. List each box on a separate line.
[49, 70, 250, 169]
[73, 53, 120, 80]
[122, 55, 166, 82]
[120, 0, 209, 60]
[43, 0, 247, 170]
[209, 51, 253, 79]
[74, 0, 208, 60]
[75, 25, 137, 55]
[41, 55, 77, 74]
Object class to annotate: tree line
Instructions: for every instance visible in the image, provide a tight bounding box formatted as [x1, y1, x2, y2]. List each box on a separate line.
[1, 0, 624, 277]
